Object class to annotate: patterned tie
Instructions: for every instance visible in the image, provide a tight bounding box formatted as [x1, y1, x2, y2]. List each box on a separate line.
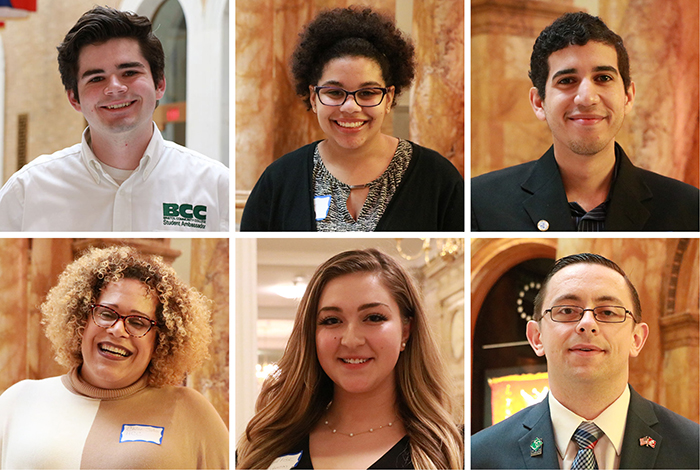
[571, 421, 604, 470]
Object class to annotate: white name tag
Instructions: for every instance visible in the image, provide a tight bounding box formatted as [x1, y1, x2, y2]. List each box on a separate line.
[267, 451, 302, 469]
[314, 195, 331, 221]
[120, 424, 164, 445]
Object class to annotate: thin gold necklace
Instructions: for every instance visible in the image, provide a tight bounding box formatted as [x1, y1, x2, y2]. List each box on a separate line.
[323, 416, 396, 437]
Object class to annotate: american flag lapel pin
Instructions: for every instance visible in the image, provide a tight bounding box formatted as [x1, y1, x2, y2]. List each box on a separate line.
[639, 436, 656, 448]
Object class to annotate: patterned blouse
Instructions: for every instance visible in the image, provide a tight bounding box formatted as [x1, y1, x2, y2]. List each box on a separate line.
[312, 140, 413, 231]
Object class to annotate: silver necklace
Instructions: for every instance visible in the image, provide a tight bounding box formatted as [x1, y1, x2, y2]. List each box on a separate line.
[323, 416, 395, 437]
[347, 182, 370, 190]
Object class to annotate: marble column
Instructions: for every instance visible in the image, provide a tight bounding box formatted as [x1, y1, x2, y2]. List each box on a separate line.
[188, 238, 230, 428]
[411, 0, 465, 176]
[0, 239, 29, 392]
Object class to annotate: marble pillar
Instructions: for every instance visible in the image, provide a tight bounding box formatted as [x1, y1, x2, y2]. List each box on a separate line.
[411, 0, 465, 176]
[188, 238, 230, 428]
[0, 239, 29, 392]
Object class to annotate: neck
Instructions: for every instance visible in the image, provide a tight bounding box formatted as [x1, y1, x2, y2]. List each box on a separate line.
[327, 383, 399, 433]
[319, 134, 398, 186]
[553, 141, 616, 212]
[549, 373, 627, 420]
[89, 124, 154, 171]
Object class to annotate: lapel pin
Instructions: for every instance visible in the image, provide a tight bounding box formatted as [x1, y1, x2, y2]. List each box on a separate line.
[530, 437, 543, 456]
[639, 436, 656, 448]
[537, 220, 549, 231]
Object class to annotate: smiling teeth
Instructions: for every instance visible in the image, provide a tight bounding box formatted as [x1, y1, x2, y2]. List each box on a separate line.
[106, 102, 132, 109]
[336, 121, 364, 128]
[342, 358, 368, 364]
[100, 344, 130, 357]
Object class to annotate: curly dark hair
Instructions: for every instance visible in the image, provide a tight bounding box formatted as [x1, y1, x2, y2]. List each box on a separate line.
[291, 6, 415, 110]
[42, 246, 212, 388]
[529, 12, 631, 101]
[57, 6, 165, 102]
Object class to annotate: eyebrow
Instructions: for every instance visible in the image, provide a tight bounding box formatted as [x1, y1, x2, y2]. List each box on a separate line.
[317, 301, 390, 315]
[80, 61, 146, 81]
[320, 79, 385, 88]
[551, 65, 620, 82]
[551, 294, 625, 305]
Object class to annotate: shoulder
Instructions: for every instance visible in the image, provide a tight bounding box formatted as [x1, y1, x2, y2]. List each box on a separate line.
[0, 377, 65, 410]
[160, 141, 229, 175]
[3, 144, 82, 183]
[408, 142, 463, 180]
[634, 166, 700, 199]
[632, 392, 700, 437]
[471, 159, 539, 190]
[263, 142, 317, 175]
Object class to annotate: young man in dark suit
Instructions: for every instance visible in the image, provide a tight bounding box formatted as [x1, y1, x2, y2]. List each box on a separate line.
[472, 253, 699, 469]
[471, 12, 699, 231]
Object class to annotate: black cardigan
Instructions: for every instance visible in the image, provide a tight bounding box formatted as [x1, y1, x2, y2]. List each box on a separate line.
[241, 141, 464, 231]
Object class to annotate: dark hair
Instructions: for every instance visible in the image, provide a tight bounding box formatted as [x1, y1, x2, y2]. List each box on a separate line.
[533, 253, 642, 322]
[291, 6, 415, 110]
[529, 12, 631, 101]
[57, 6, 165, 101]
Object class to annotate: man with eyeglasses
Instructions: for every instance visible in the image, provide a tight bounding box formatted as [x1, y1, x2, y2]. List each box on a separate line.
[472, 253, 699, 469]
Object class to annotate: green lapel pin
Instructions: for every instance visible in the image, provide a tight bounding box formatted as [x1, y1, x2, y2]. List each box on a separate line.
[530, 437, 543, 457]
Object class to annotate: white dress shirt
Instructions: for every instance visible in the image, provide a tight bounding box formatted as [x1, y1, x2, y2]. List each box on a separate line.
[0, 124, 229, 231]
[549, 385, 631, 469]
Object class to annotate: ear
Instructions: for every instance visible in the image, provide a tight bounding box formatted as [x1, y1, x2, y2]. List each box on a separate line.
[67, 89, 82, 112]
[155, 76, 166, 101]
[526, 320, 546, 357]
[309, 85, 317, 113]
[529, 87, 547, 122]
[401, 317, 412, 350]
[623, 81, 635, 115]
[629, 321, 649, 357]
[385, 86, 395, 113]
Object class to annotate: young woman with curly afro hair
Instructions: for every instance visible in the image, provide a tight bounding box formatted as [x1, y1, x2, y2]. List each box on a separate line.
[241, 6, 464, 232]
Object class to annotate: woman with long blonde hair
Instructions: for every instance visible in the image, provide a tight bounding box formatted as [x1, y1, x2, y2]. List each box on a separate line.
[237, 248, 463, 469]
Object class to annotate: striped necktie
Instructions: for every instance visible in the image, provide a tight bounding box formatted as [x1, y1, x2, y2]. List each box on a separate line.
[571, 421, 604, 470]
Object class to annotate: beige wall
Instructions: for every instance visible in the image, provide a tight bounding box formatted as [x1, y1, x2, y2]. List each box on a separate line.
[471, 0, 699, 189]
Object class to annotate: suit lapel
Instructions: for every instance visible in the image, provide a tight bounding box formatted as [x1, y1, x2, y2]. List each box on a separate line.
[619, 388, 662, 469]
[521, 147, 576, 231]
[517, 398, 560, 469]
[606, 144, 653, 230]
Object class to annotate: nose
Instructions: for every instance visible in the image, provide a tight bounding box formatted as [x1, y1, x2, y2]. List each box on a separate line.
[577, 309, 598, 334]
[107, 317, 129, 337]
[574, 78, 600, 107]
[340, 322, 365, 348]
[104, 74, 127, 95]
[339, 93, 362, 112]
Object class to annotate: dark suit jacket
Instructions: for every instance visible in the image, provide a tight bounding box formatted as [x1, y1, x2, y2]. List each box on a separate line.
[471, 143, 700, 231]
[471, 387, 700, 469]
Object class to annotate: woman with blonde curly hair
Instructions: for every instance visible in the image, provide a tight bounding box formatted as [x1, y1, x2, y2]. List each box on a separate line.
[0, 246, 228, 469]
[237, 248, 463, 469]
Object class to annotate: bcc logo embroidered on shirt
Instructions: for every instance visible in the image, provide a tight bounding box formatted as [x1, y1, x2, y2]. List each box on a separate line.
[162, 203, 207, 229]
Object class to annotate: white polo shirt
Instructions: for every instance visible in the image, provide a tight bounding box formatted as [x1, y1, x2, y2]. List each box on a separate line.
[0, 125, 229, 231]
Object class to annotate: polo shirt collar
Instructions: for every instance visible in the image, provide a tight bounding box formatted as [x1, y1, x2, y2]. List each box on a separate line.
[549, 385, 630, 459]
[81, 122, 164, 184]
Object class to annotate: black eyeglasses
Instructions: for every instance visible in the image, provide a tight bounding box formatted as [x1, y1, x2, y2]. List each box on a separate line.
[90, 304, 158, 338]
[543, 305, 636, 323]
[314, 86, 390, 107]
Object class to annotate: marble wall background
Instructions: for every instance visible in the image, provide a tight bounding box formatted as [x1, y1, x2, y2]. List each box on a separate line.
[236, 0, 465, 223]
[471, 0, 699, 189]
[471, 238, 699, 423]
[0, 238, 229, 426]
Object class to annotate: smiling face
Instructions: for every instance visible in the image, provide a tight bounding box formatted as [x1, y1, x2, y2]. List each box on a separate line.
[529, 41, 635, 158]
[310, 56, 394, 153]
[67, 37, 165, 140]
[315, 272, 410, 397]
[526, 263, 648, 392]
[80, 278, 159, 390]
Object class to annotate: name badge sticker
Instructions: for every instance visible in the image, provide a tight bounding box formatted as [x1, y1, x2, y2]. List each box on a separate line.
[314, 195, 331, 221]
[120, 424, 164, 445]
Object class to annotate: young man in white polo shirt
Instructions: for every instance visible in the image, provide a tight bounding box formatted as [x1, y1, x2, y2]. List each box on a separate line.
[0, 6, 229, 231]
